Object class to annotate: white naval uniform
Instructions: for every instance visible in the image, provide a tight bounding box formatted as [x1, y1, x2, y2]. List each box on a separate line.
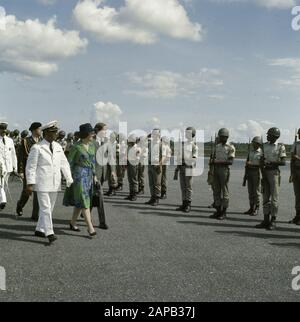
[0, 135, 18, 204]
[26, 139, 73, 236]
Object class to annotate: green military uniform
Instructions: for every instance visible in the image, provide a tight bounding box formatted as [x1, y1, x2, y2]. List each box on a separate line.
[244, 137, 263, 216]
[262, 142, 286, 220]
[17, 135, 41, 220]
[176, 133, 199, 213]
[213, 143, 235, 210]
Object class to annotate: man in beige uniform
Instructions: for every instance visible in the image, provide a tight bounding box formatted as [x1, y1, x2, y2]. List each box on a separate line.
[175, 127, 199, 213]
[243, 136, 263, 216]
[289, 128, 300, 226]
[256, 127, 286, 231]
[210, 128, 235, 220]
[161, 136, 172, 200]
[145, 129, 167, 206]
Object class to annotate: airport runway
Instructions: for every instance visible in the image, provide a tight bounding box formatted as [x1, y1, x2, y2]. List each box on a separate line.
[0, 161, 300, 302]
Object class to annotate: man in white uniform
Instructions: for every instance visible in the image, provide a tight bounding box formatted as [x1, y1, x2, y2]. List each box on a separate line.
[0, 122, 18, 210]
[26, 121, 73, 244]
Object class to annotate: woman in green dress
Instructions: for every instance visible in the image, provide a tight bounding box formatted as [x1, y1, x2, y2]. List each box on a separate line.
[63, 123, 97, 237]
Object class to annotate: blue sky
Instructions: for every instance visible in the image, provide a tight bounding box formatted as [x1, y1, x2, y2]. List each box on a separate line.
[0, 0, 300, 142]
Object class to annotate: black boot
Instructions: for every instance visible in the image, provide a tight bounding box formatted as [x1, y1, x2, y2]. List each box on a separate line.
[138, 188, 145, 195]
[210, 207, 221, 219]
[0, 203, 6, 210]
[218, 208, 227, 220]
[48, 234, 57, 245]
[255, 214, 270, 229]
[183, 201, 191, 213]
[145, 198, 155, 205]
[160, 193, 167, 200]
[150, 198, 159, 206]
[244, 205, 254, 215]
[176, 201, 186, 211]
[294, 212, 300, 226]
[266, 216, 277, 231]
[251, 205, 260, 217]
[116, 184, 123, 191]
[130, 194, 137, 202]
[105, 188, 114, 196]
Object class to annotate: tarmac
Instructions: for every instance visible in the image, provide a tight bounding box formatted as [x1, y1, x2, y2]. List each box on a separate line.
[0, 160, 300, 302]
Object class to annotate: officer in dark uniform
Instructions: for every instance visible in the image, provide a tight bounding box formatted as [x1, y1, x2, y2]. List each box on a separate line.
[16, 122, 42, 220]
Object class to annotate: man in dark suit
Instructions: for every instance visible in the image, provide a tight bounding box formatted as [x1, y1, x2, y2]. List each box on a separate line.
[16, 122, 42, 220]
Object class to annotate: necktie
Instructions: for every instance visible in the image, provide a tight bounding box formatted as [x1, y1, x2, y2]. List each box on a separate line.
[2, 137, 5, 145]
[50, 142, 53, 154]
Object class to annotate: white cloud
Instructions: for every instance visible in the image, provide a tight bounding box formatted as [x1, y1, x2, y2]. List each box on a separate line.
[91, 101, 123, 127]
[73, 0, 202, 44]
[0, 6, 88, 77]
[209, 0, 295, 9]
[125, 69, 223, 98]
[269, 58, 300, 88]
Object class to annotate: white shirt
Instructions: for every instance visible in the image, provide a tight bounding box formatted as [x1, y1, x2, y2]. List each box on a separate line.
[0, 135, 18, 173]
[263, 142, 286, 163]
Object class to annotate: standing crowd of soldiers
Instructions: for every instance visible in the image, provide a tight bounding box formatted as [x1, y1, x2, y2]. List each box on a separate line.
[0, 120, 300, 244]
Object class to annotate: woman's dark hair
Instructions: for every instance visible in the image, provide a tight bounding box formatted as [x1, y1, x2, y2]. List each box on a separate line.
[79, 132, 90, 140]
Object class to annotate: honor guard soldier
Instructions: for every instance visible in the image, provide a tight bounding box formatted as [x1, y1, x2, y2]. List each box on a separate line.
[0, 122, 18, 210]
[145, 129, 168, 206]
[161, 136, 172, 200]
[56, 130, 67, 152]
[137, 136, 149, 195]
[175, 127, 199, 213]
[26, 121, 73, 244]
[116, 133, 127, 192]
[210, 128, 235, 220]
[125, 134, 141, 201]
[105, 132, 118, 196]
[16, 122, 42, 219]
[256, 127, 286, 230]
[243, 136, 263, 216]
[289, 128, 300, 225]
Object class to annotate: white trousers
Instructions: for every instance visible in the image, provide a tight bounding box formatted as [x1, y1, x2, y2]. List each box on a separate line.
[0, 173, 10, 204]
[36, 192, 58, 237]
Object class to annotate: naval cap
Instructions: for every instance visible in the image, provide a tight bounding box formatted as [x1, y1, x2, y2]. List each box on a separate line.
[41, 121, 59, 132]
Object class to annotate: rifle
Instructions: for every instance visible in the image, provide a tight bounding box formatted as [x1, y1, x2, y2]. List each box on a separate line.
[289, 128, 298, 183]
[243, 139, 251, 187]
[207, 134, 217, 186]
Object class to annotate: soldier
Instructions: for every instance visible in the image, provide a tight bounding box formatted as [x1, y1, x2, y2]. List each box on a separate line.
[290, 128, 300, 225]
[243, 136, 263, 216]
[161, 136, 172, 200]
[115, 133, 127, 192]
[145, 129, 168, 206]
[125, 134, 141, 201]
[256, 128, 286, 230]
[175, 127, 199, 213]
[11, 130, 21, 149]
[209, 128, 235, 220]
[0, 122, 18, 210]
[16, 122, 42, 219]
[56, 130, 67, 152]
[137, 136, 148, 195]
[105, 132, 118, 196]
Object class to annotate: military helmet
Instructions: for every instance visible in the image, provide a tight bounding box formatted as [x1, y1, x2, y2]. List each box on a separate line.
[298, 128, 300, 135]
[67, 132, 74, 140]
[128, 134, 137, 143]
[13, 129, 20, 136]
[218, 128, 230, 138]
[267, 127, 281, 138]
[21, 130, 29, 138]
[252, 136, 262, 145]
[58, 130, 66, 138]
[186, 127, 196, 138]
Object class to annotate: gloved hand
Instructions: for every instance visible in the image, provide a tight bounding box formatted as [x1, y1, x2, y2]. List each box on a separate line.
[66, 179, 73, 188]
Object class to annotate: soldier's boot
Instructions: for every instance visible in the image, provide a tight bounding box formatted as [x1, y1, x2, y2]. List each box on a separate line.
[183, 201, 192, 214]
[176, 201, 186, 212]
[294, 212, 300, 226]
[160, 193, 167, 200]
[244, 205, 254, 215]
[255, 214, 270, 229]
[149, 198, 159, 207]
[116, 184, 123, 191]
[250, 205, 260, 217]
[138, 187, 145, 195]
[105, 188, 114, 196]
[218, 208, 227, 221]
[210, 207, 221, 219]
[130, 194, 137, 202]
[124, 195, 132, 200]
[266, 216, 277, 231]
[145, 198, 155, 205]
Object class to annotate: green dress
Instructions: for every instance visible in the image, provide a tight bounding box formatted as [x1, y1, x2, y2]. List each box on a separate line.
[63, 142, 96, 209]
